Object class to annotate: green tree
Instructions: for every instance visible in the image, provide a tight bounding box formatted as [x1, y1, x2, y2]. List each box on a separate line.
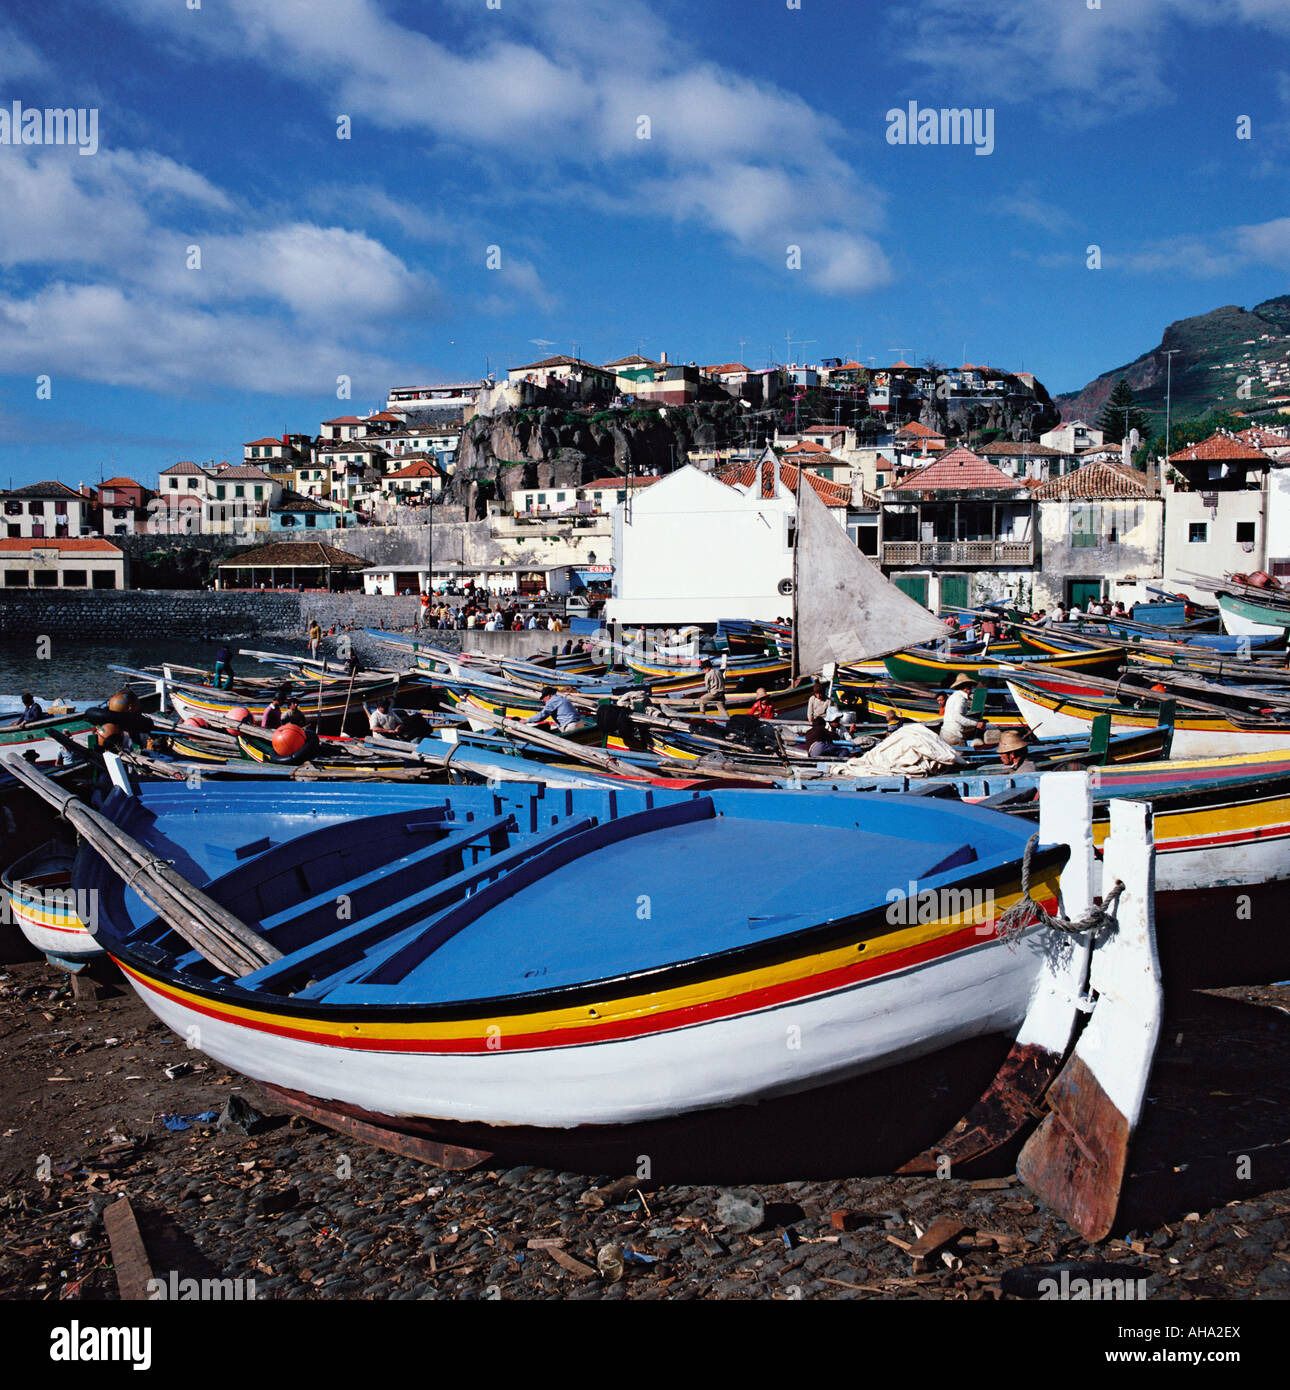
[1097, 379, 1151, 445]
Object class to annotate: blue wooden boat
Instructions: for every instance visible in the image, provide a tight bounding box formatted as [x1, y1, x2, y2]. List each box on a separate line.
[78, 780, 1066, 1133]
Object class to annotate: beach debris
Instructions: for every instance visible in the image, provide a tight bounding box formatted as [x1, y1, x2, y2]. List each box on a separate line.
[596, 1244, 625, 1283]
[715, 1188, 765, 1233]
[160, 1111, 217, 1131]
[217, 1094, 274, 1135]
[102, 1196, 153, 1301]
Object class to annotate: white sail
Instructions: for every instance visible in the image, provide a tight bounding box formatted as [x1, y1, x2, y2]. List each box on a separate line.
[794, 476, 946, 673]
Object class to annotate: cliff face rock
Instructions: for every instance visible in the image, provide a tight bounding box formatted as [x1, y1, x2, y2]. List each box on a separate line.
[447, 402, 745, 515]
[917, 375, 1059, 443]
[1053, 295, 1290, 425]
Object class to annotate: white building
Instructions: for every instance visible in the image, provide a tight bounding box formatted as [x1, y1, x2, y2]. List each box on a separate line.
[606, 451, 849, 625]
[0, 536, 127, 590]
[1042, 420, 1104, 453]
[0, 482, 90, 539]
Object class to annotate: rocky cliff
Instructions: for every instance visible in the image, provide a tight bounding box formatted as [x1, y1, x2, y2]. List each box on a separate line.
[447, 401, 747, 515]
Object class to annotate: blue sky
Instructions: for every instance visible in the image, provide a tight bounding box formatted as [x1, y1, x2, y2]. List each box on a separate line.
[2, 0, 1289, 487]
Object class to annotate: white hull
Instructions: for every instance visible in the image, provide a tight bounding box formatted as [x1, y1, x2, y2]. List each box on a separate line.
[1008, 682, 1290, 759]
[122, 932, 1047, 1130]
[1218, 595, 1290, 637]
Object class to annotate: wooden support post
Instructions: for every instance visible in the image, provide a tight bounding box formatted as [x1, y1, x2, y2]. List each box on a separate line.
[1018, 797, 1162, 1241]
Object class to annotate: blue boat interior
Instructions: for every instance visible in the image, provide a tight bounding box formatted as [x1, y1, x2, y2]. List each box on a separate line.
[79, 782, 1044, 1008]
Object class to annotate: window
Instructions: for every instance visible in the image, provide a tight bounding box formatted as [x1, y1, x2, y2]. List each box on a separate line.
[54, 500, 67, 515]
[556, 492, 566, 503]
[537, 493, 546, 505]
[4, 570, 28, 586]
[6, 525, 19, 537]
[33, 569, 57, 586]
[254, 486, 263, 500]
[215, 484, 226, 500]
[234, 485, 244, 499]
[1236, 522, 1256, 544]
[1071, 505, 1098, 548]
[62, 569, 87, 586]
[280, 514, 296, 526]
[1188, 522, 1208, 543]
[187, 477, 198, 489]
[305, 514, 316, 528]
[3, 501, 20, 515]
[92, 569, 117, 589]
[169, 478, 178, 489]
[28, 501, 42, 515]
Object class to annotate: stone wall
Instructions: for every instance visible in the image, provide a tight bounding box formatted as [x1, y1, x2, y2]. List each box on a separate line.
[0, 590, 421, 642]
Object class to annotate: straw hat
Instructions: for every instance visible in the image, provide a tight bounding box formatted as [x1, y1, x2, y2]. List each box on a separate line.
[950, 673, 976, 690]
[996, 728, 1030, 755]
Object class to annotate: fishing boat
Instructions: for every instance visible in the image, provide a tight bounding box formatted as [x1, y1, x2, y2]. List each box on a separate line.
[75, 778, 1072, 1131]
[2, 840, 102, 966]
[1005, 678, 1290, 758]
[883, 643, 1126, 687]
[1217, 589, 1290, 637]
[0, 707, 95, 765]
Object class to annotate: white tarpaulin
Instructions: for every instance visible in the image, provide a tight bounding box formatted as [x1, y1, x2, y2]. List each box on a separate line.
[834, 722, 967, 777]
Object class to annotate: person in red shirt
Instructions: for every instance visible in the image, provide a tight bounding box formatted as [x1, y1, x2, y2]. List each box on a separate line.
[748, 687, 776, 720]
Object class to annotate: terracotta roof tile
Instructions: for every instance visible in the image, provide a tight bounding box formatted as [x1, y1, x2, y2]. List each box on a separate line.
[217, 541, 366, 569]
[1031, 461, 1151, 499]
[891, 447, 1019, 491]
[716, 460, 852, 507]
[0, 537, 121, 553]
[1167, 432, 1272, 464]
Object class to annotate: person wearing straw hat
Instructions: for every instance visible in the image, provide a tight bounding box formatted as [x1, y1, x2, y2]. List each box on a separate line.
[940, 672, 984, 748]
[980, 727, 1036, 774]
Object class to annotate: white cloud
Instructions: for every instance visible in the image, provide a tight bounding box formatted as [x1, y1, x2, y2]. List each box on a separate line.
[113, 0, 891, 293]
[903, 1, 1290, 122]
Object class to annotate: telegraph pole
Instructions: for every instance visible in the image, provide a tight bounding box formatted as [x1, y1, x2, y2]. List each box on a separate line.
[1163, 348, 1181, 465]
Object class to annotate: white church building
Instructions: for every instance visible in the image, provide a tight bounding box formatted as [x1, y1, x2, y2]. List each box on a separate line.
[605, 450, 851, 625]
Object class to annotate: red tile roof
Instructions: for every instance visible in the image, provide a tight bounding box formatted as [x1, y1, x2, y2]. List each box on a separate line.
[244, 437, 284, 447]
[1031, 461, 1151, 500]
[716, 460, 852, 507]
[0, 537, 122, 554]
[509, 355, 608, 373]
[781, 440, 830, 454]
[1234, 426, 1290, 451]
[100, 477, 144, 489]
[159, 460, 206, 475]
[211, 464, 275, 480]
[703, 363, 749, 375]
[321, 416, 365, 425]
[387, 460, 443, 479]
[604, 355, 662, 369]
[1167, 432, 1272, 465]
[980, 441, 1064, 457]
[1, 480, 86, 499]
[581, 476, 659, 490]
[891, 447, 1019, 491]
[895, 421, 941, 438]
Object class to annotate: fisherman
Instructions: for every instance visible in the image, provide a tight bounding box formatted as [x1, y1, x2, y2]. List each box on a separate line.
[804, 716, 846, 758]
[748, 687, 777, 720]
[14, 692, 44, 727]
[940, 673, 985, 748]
[980, 728, 1037, 774]
[212, 646, 235, 690]
[697, 658, 728, 718]
[527, 685, 583, 732]
[367, 698, 402, 738]
[282, 697, 307, 728]
[260, 688, 288, 731]
[308, 620, 323, 661]
[806, 680, 830, 723]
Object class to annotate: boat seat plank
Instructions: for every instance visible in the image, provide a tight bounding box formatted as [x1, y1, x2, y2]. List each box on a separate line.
[240, 814, 603, 994]
[356, 796, 719, 990]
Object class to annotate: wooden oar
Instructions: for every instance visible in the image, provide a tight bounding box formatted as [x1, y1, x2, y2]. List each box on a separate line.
[1, 754, 281, 977]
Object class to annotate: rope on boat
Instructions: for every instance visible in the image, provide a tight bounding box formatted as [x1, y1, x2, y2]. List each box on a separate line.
[997, 832, 1125, 942]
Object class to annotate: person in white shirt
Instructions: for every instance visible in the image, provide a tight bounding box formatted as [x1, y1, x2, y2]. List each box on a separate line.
[940, 673, 984, 747]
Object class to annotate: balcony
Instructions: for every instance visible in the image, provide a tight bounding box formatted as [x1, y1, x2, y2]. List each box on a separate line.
[880, 540, 1034, 567]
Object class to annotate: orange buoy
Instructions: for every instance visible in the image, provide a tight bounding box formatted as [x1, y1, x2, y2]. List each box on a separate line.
[107, 689, 139, 714]
[1249, 571, 1272, 589]
[1150, 683, 1167, 693]
[228, 706, 252, 724]
[271, 723, 308, 758]
[181, 717, 209, 729]
[97, 723, 121, 740]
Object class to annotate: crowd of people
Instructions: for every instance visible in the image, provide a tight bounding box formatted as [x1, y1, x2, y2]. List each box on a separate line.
[417, 592, 573, 633]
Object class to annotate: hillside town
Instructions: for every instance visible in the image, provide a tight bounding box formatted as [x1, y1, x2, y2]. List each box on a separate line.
[5, 347, 1290, 625]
